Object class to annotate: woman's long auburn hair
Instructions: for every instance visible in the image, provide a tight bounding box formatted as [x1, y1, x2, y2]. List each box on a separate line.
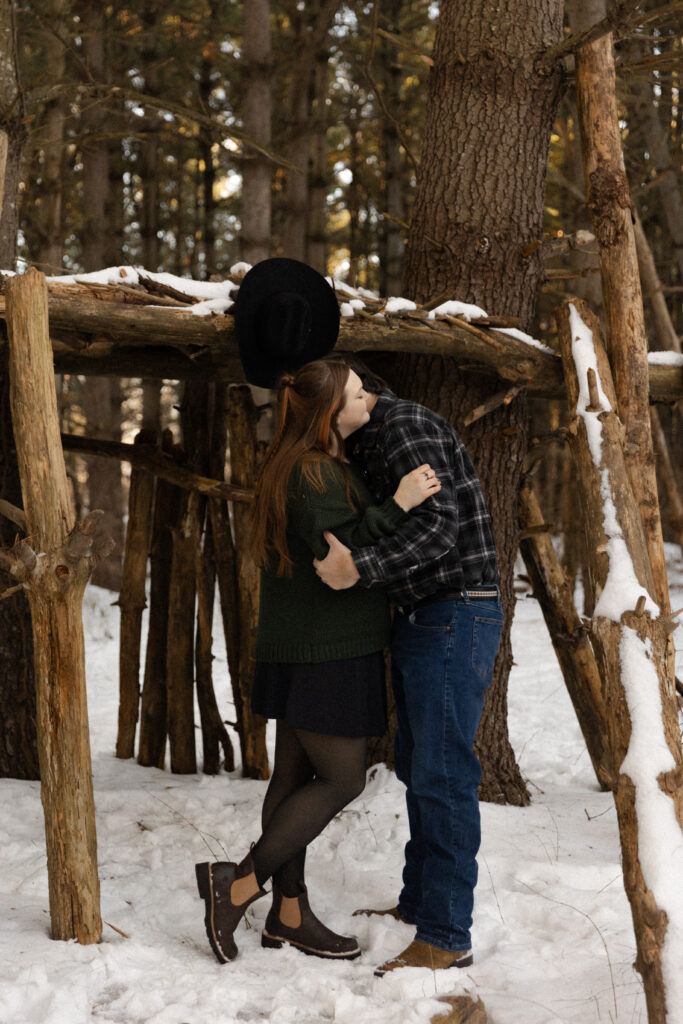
[248, 358, 357, 575]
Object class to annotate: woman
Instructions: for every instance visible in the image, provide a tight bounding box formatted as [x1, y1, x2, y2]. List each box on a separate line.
[195, 358, 440, 964]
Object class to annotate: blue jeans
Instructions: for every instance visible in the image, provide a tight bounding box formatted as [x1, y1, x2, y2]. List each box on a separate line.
[391, 593, 503, 952]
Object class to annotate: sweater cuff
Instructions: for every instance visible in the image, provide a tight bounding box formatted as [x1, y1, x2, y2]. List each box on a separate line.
[380, 496, 409, 526]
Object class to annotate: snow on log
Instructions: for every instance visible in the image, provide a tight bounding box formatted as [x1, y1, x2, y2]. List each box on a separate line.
[557, 297, 683, 1024]
[0, 265, 682, 401]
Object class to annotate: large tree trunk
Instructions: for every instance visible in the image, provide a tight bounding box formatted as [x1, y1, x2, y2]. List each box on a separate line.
[307, 44, 329, 273]
[0, 0, 23, 271]
[398, 0, 565, 804]
[378, 0, 405, 298]
[4, 268, 102, 943]
[78, 3, 123, 591]
[140, 0, 160, 273]
[37, 0, 67, 274]
[241, 0, 272, 265]
[280, 0, 341, 261]
[199, 1, 219, 279]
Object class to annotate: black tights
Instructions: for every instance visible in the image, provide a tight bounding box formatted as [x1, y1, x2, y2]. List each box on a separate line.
[250, 720, 367, 896]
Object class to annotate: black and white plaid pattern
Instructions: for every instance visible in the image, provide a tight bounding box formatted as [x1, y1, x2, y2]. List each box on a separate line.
[350, 390, 499, 604]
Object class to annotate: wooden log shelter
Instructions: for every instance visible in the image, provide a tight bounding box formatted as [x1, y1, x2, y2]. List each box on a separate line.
[1, 262, 682, 946]
[2, 20, 682, 1023]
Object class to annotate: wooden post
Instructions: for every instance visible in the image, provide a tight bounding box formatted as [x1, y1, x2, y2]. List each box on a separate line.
[5, 268, 102, 943]
[650, 408, 683, 555]
[138, 430, 180, 768]
[195, 516, 235, 773]
[115, 428, 155, 759]
[166, 481, 199, 774]
[226, 385, 268, 780]
[574, 30, 671, 616]
[518, 475, 613, 790]
[557, 299, 683, 1024]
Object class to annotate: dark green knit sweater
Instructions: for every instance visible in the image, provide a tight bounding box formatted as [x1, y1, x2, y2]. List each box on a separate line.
[255, 457, 407, 663]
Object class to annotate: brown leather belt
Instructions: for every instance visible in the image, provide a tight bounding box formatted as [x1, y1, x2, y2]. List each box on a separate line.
[395, 587, 499, 616]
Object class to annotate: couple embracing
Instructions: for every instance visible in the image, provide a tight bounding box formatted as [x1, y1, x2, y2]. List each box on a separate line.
[195, 259, 502, 976]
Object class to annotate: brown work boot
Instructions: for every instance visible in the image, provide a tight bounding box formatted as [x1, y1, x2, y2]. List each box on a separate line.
[195, 853, 266, 964]
[374, 939, 473, 976]
[352, 905, 410, 924]
[262, 883, 361, 960]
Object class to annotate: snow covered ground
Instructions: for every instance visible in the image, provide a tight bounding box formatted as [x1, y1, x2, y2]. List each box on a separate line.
[1, 550, 681, 1024]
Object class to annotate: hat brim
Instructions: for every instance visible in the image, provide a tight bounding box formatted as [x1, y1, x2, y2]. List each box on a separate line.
[233, 258, 341, 387]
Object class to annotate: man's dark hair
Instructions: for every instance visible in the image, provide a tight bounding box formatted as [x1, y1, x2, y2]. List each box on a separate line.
[328, 351, 387, 395]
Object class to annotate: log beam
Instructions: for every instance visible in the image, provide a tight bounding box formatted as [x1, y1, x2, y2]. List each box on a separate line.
[0, 288, 680, 400]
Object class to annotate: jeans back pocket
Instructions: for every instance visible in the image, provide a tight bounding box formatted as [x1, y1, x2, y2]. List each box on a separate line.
[471, 615, 503, 681]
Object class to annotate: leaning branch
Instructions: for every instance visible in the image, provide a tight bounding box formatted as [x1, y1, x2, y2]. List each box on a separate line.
[61, 433, 254, 504]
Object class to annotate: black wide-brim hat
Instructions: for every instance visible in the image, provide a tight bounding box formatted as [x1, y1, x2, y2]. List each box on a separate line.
[233, 257, 341, 388]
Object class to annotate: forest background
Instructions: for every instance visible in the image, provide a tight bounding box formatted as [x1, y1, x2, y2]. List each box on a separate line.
[0, 0, 681, 792]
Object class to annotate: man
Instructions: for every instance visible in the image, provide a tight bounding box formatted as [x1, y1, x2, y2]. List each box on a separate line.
[313, 361, 502, 975]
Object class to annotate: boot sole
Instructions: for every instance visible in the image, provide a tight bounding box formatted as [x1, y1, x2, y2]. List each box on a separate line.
[195, 862, 238, 965]
[262, 929, 361, 960]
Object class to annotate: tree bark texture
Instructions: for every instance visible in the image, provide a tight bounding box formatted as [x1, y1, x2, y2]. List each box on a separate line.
[226, 385, 268, 779]
[557, 299, 683, 1024]
[399, 0, 565, 805]
[575, 30, 671, 616]
[116, 430, 156, 760]
[5, 268, 101, 943]
[518, 475, 613, 789]
[241, 0, 273, 264]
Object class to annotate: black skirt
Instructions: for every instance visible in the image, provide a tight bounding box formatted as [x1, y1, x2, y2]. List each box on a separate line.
[251, 651, 387, 738]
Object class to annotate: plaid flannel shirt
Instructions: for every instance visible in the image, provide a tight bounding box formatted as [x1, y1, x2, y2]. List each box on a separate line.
[350, 390, 499, 604]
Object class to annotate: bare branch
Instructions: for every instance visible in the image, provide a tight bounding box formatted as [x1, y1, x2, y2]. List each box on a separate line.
[364, 3, 419, 176]
[0, 498, 26, 531]
[40, 82, 299, 170]
[537, 1, 683, 71]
